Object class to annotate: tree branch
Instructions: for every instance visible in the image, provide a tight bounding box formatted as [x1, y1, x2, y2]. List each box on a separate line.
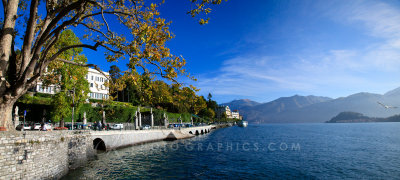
[79, 22, 111, 41]
[20, 0, 39, 75]
[80, 11, 133, 21]
[35, 35, 58, 76]
[48, 42, 101, 63]
[101, 8, 113, 39]
[32, 0, 84, 58]
[99, 44, 124, 54]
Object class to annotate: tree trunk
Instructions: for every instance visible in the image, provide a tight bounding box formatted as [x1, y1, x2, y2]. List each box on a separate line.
[0, 0, 19, 96]
[0, 101, 16, 131]
[60, 118, 65, 128]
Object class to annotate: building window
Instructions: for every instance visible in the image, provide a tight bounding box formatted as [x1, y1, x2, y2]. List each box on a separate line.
[91, 76, 93, 80]
[90, 83, 93, 87]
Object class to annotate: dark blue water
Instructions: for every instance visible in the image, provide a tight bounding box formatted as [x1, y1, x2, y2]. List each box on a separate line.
[64, 123, 400, 179]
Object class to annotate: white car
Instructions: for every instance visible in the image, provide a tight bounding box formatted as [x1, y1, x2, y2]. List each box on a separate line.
[111, 124, 124, 130]
[32, 123, 41, 130]
[141, 125, 151, 130]
[23, 125, 31, 130]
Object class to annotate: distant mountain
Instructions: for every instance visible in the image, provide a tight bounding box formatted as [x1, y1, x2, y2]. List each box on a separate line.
[246, 95, 332, 113]
[223, 87, 400, 124]
[220, 99, 261, 111]
[327, 111, 400, 123]
[384, 87, 400, 96]
[240, 95, 332, 123]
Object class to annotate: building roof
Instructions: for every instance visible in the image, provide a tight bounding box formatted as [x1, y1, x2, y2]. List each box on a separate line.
[88, 67, 109, 75]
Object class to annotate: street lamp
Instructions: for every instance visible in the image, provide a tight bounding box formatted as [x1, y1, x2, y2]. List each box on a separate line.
[69, 88, 75, 131]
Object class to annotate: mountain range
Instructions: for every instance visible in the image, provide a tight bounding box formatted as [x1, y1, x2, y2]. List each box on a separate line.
[221, 87, 400, 123]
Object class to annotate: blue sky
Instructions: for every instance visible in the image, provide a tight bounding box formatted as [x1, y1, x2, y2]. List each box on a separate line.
[82, 0, 400, 103]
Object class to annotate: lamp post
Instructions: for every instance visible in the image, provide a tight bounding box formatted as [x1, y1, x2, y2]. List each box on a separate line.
[70, 88, 75, 131]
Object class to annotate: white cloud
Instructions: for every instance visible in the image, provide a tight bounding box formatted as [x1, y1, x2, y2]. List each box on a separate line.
[195, 0, 400, 102]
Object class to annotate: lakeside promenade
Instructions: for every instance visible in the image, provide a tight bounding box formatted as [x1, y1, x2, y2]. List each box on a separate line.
[0, 125, 225, 179]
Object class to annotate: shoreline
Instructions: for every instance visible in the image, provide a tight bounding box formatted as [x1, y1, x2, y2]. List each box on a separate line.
[0, 124, 229, 179]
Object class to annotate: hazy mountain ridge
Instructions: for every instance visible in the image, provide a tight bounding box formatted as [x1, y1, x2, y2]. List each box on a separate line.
[220, 99, 261, 111]
[222, 87, 400, 123]
[327, 111, 400, 123]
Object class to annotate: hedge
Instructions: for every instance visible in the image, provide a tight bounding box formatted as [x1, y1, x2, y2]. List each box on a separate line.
[15, 93, 209, 124]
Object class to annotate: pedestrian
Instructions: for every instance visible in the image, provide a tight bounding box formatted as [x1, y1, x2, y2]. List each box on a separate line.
[107, 123, 110, 131]
[98, 121, 102, 131]
[42, 123, 47, 131]
[94, 121, 97, 131]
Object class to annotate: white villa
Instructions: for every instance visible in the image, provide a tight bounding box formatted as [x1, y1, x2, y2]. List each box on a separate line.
[86, 68, 109, 99]
[231, 110, 240, 119]
[34, 67, 109, 99]
[216, 105, 242, 119]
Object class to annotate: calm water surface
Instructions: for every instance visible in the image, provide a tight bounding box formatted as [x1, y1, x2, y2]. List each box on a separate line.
[63, 123, 400, 179]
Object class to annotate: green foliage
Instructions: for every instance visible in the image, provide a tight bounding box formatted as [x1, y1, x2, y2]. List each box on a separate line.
[207, 99, 219, 112]
[207, 93, 212, 101]
[199, 108, 215, 119]
[76, 104, 102, 123]
[108, 101, 134, 107]
[63, 103, 136, 123]
[113, 75, 210, 117]
[166, 112, 192, 123]
[51, 92, 71, 122]
[34, 93, 54, 99]
[18, 94, 52, 105]
[104, 105, 136, 123]
[46, 30, 90, 123]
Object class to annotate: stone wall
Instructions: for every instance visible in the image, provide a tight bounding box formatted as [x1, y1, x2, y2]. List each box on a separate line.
[0, 126, 216, 179]
[91, 126, 214, 150]
[0, 131, 94, 180]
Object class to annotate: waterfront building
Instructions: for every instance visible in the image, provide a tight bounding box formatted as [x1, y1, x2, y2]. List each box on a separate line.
[232, 110, 240, 119]
[34, 67, 109, 99]
[216, 105, 233, 119]
[86, 68, 110, 99]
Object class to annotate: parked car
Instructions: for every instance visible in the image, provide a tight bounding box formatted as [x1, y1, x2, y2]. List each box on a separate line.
[16, 124, 31, 131]
[111, 124, 124, 130]
[32, 123, 41, 130]
[23, 124, 32, 130]
[141, 125, 151, 130]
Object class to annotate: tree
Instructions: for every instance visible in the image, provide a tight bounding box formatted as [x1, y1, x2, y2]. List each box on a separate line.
[109, 65, 121, 82]
[207, 93, 212, 102]
[207, 99, 218, 112]
[150, 80, 172, 108]
[199, 107, 215, 120]
[46, 30, 89, 126]
[0, 0, 224, 130]
[108, 65, 123, 101]
[192, 95, 207, 115]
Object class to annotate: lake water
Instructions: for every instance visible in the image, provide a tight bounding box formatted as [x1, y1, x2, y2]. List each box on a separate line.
[63, 123, 400, 179]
